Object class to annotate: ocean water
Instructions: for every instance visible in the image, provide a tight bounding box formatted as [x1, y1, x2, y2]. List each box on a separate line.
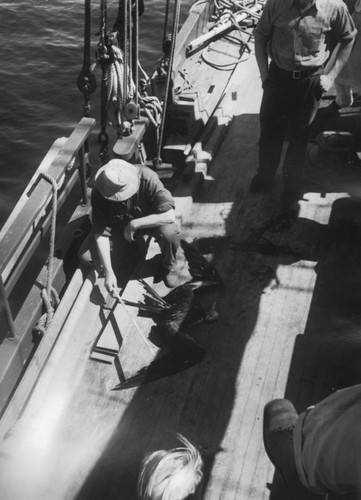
[0, 0, 193, 229]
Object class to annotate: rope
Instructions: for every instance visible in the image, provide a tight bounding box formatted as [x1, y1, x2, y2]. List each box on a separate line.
[198, 0, 264, 70]
[77, 0, 97, 117]
[200, 31, 253, 70]
[155, 0, 182, 167]
[97, 0, 110, 161]
[163, 0, 172, 43]
[138, 60, 150, 86]
[127, 0, 133, 96]
[77, 0, 96, 178]
[33, 172, 63, 336]
[123, 0, 129, 105]
[135, 0, 139, 109]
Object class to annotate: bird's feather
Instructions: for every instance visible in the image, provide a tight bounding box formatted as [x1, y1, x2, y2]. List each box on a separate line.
[112, 334, 205, 390]
[115, 240, 221, 388]
[180, 239, 223, 285]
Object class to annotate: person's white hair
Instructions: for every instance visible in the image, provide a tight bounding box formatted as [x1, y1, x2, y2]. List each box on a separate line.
[137, 434, 203, 500]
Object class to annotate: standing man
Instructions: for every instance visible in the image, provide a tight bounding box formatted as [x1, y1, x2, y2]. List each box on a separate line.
[250, 0, 356, 209]
[264, 385, 361, 499]
[78, 159, 181, 291]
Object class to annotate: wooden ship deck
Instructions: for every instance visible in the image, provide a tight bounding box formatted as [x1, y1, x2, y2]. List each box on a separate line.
[1, 3, 361, 500]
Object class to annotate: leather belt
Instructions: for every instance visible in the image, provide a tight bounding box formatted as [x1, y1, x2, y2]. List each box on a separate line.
[271, 63, 322, 80]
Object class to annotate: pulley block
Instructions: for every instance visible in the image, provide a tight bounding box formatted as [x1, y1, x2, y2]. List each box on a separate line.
[124, 100, 139, 120]
[77, 68, 97, 95]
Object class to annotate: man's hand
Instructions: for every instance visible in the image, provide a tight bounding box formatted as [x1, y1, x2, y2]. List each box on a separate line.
[104, 269, 118, 295]
[320, 74, 334, 92]
[124, 220, 137, 242]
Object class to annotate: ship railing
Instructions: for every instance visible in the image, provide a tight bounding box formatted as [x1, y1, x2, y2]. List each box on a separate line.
[0, 117, 95, 413]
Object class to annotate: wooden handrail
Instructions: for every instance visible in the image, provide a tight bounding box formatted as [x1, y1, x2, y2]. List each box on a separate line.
[0, 117, 95, 339]
[0, 117, 95, 280]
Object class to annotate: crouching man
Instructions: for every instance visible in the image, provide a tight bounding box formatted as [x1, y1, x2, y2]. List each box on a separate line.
[264, 384, 361, 499]
[78, 159, 181, 291]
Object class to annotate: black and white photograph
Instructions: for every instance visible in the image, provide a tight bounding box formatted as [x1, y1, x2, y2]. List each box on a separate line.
[1, 0, 361, 498]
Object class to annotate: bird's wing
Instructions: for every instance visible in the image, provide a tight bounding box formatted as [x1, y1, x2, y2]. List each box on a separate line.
[112, 334, 205, 390]
[121, 279, 170, 314]
[138, 278, 169, 307]
[180, 239, 223, 285]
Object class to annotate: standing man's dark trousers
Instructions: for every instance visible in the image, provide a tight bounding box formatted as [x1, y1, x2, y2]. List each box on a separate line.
[258, 63, 323, 194]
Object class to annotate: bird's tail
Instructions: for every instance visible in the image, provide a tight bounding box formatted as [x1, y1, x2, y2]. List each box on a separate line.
[112, 334, 205, 390]
[122, 278, 170, 313]
[180, 239, 223, 285]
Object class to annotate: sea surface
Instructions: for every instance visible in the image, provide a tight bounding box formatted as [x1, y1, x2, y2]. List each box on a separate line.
[0, 0, 193, 229]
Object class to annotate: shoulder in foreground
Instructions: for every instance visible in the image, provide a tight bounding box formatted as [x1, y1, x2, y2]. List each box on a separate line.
[324, 0, 351, 9]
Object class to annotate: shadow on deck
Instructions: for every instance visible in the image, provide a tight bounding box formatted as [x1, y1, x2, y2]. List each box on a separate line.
[71, 112, 274, 500]
[70, 104, 361, 500]
[270, 98, 361, 499]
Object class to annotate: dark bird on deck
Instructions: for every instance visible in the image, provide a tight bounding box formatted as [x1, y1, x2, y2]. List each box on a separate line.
[113, 239, 222, 390]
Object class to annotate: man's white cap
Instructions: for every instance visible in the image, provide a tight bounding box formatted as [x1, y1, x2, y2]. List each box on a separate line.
[95, 159, 140, 202]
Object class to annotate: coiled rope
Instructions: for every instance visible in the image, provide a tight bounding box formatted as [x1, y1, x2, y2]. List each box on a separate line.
[33, 172, 63, 336]
[201, 0, 264, 69]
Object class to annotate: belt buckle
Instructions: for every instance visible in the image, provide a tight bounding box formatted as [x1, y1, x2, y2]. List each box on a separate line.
[292, 69, 301, 79]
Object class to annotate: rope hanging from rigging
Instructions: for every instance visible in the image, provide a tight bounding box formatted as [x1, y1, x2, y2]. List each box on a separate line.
[77, 0, 96, 178]
[77, 0, 97, 118]
[154, 0, 182, 169]
[96, 0, 144, 158]
[33, 172, 62, 338]
[97, 0, 111, 161]
[77, 0, 162, 162]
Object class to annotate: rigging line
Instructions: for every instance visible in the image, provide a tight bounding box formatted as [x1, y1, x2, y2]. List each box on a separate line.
[163, 0, 171, 46]
[98, 0, 110, 160]
[114, 59, 125, 125]
[135, 0, 139, 108]
[127, 0, 133, 95]
[77, 0, 96, 118]
[34, 172, 63, 335]
[77, 0, 96, 176]
[138, 60, 150, 85]
[156, 0, 182, 167]
[100, 0, 107, 45]
[40, 172, 62, 302]
[123, 0, 128, 104]
[127, 0, 134, 98]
